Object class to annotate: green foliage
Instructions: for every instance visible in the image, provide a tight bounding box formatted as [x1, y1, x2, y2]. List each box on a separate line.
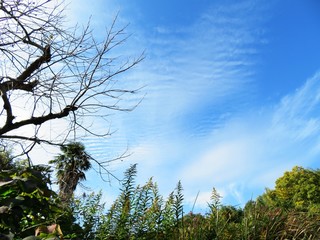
[0, 166, 61, 238]
[258, 166, 320, 212]
[66, 191, 106, 239]
[131, 178, 163, 239]
[0, 148, 30, 171]
[0, 149, 14, 170]
[182, 212, 211, 240]
[93, 165, 320, 239]
[174, 181, 184, 223]
[2, 159, 320, 239]
[97, 164, 137, 239]
[242, 201, 286, 239]
[96, 165, 188, 240]
[206, 187, 221, 238]
[205, 188, 245, 239]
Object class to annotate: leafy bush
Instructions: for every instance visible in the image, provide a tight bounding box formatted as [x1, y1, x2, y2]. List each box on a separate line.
[0, 166, 61, 238]
[1, 163, 320, 239]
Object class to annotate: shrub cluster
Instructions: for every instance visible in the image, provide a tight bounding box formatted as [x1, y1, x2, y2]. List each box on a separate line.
[1, 164, 320, 239]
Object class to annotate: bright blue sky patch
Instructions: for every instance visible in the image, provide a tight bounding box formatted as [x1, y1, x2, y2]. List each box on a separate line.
[45, 0, 320, 211]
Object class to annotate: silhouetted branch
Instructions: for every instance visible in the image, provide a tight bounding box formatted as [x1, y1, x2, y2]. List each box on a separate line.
[0, 0, 143, 151]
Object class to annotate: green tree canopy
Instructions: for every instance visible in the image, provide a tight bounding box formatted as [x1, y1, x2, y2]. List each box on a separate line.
[258, 166, 320, 212]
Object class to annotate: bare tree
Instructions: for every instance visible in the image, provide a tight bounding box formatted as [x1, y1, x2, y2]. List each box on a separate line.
[0, 1, 143, 157]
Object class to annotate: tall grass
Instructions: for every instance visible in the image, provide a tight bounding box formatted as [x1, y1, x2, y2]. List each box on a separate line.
[86, 165, 320, 240]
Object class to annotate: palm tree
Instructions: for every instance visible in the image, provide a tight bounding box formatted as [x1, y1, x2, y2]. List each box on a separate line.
[50, 142, 92, 203]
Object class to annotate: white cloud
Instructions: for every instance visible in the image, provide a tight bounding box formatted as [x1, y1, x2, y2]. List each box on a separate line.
[177, 71, 320, 208]
[114, 71, 320, 211]
[70, 0, 272, 209]
[181, 139, 256, 184]
[43, 0, 320, 212]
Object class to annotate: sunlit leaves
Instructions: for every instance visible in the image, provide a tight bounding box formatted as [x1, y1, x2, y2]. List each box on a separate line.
[259, 166, 320, 212]
[0, 167, 61, 237]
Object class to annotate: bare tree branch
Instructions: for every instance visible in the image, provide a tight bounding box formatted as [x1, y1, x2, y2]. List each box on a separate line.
[0, 0, 143, 167]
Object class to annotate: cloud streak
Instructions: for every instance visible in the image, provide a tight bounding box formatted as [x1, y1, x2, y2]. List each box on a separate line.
[62, 0, 320, 213]
[82, 0, 272, 208]
[178, 71, 320, 209]
[114, 0, 267, 142]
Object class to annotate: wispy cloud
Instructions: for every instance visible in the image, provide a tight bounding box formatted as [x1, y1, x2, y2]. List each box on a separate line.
[83, 0, 272, 207]
[178, 71, 320, 209]
[59, 0, 320, 213]
[114, 0, 267, 139]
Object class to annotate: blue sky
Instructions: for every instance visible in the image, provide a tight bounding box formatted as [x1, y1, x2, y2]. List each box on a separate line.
[51, 0, 320, 211]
